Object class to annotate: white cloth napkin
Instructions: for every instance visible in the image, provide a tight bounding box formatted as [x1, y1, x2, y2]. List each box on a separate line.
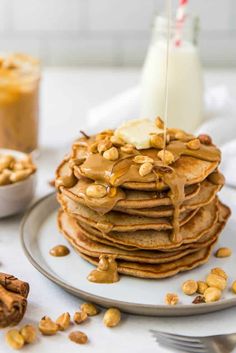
[88, 85, 236, 187]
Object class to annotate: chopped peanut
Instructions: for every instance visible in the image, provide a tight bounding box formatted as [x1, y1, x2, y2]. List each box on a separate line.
[204, 287, 222, 303]
[86, 184, 107, 198]
[182, 280, 198, 296]
[165, 293, 179, 305]
[215, 247, 232, 258]
[139, 162, 153, 177]
[206, 273, 227, 291]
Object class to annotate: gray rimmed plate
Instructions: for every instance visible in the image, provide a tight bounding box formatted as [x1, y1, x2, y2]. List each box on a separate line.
[21, 192, 236, 316]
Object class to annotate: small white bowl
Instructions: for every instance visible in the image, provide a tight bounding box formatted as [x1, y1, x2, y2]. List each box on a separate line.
[0, 149, 36, 218]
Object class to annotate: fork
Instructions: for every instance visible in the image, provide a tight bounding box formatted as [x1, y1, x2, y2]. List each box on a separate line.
[150, 329, 236, 353]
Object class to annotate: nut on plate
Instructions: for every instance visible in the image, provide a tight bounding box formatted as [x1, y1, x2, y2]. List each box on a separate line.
[215, 247, 232, 258]
[86, 184, 107, 198]
[206, 273, 227, 290]
[139, 162, 153, 177]
[103, 308, 121, 328]
[211, 267, 228, 280]
[197, 281, 208, 295]
[204, 287, 222, 303]
[80, 302, 99, 316]
[192, 295, 206, 304]
[182, 280, 198, 295]
[6, 329, 25, 350]
[165, 293, 179, 305]
[20, 325, 37, 344]
[69, 331, 88, 344]
[231, 281, 236, 294]
[56, 312, 71, 331]
[38, 316, 58, 335]
[74, 311, 88, 324]
[103, 147, 119, 161]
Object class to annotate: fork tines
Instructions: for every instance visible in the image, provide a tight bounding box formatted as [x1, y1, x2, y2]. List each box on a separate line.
[150, 330, 208, 353]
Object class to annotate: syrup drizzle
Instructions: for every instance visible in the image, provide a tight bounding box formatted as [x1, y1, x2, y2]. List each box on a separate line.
[163, 0, 172, 161]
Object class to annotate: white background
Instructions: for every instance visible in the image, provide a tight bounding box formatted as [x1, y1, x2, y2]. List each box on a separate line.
[0, 67, 236, 353]
[0, 0, 235, 67]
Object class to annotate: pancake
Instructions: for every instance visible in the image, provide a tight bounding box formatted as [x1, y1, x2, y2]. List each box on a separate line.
[58, 155, 223, 216]
[76, 199, 220, 250]
[58, 209, 199, 264]
[114, 179, 221, 218]
[70, 135, 221, 191]
[60, 167, 201, 214]
[55, 122, 230, 281]
[58, 208, 228, 264]
[58, 193, 199, 233]
[75, 155, 219, 191]
[66, 214, 215, 252]
[61, 203, 230, 254]
[79, 242, 216, 279]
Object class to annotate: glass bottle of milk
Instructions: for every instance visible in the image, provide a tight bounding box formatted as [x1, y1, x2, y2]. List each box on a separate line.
[140, 15, 203, 132]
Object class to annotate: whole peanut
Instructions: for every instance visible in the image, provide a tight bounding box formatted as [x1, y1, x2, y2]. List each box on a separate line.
[103, 308, 121, 327]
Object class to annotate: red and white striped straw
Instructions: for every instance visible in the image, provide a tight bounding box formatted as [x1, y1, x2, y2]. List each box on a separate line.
[174, 0, 188, 47]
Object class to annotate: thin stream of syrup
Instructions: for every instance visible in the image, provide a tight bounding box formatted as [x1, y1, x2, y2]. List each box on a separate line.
[163, 0, 172, 163]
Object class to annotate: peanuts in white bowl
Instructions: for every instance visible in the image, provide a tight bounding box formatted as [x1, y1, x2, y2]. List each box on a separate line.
[0, 149, 36, 218]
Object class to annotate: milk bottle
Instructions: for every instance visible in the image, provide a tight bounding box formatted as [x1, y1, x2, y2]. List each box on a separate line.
[140, 15, 203, 132]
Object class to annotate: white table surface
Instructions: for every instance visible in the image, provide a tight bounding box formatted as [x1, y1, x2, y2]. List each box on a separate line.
[1, 67, 236, 353]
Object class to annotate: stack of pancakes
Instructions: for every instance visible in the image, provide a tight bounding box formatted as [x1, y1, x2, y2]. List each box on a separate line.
[55, 123, 230, 279]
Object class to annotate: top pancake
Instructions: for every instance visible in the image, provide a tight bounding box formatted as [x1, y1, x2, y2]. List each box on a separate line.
[55, 131, 221, 192]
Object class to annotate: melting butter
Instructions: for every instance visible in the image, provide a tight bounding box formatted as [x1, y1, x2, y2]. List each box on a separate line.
[114, 118, 163, 150]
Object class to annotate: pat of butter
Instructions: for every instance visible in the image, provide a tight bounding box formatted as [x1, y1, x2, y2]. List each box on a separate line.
[114, 119, 163, 149]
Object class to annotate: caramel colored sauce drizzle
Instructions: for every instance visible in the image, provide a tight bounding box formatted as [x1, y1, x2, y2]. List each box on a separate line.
[87, 255, 120, 284]
[78, 139, 220, 189]
[58, 133, 222, 246]
[159, 168, 186, 243]
[50, 245, 70, 257]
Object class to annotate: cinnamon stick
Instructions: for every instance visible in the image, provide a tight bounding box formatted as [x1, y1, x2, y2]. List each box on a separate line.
[0, 273, 29, 328]
[0, 285, 27, 328]
[0, 273, 29, 298]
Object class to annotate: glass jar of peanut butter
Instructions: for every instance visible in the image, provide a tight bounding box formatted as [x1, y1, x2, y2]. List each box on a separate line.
[0, 53, 40, 153]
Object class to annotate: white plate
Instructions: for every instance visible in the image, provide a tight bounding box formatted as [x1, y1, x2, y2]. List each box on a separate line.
[21, 192, 236, 316]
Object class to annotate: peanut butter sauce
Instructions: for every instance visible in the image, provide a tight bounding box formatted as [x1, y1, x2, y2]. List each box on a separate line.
[77, 180, 126, 215]
[57, 131, 222, 246]
[49, 245, 70, 257]
[87, 255, 120, 283]
[77, 139, 220, 188]
[0, 53, 40, 153]
[159, 169, 186, 243]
